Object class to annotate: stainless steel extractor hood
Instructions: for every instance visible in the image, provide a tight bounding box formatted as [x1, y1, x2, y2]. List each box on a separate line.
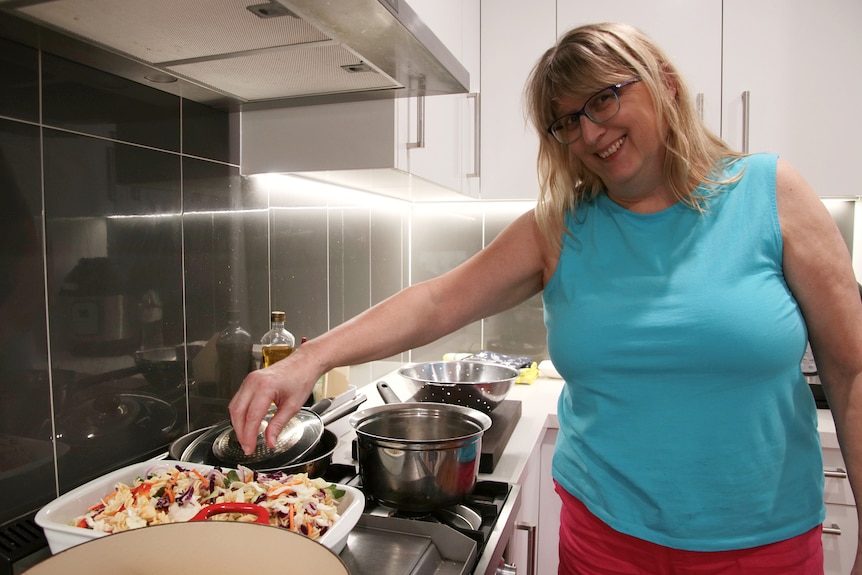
[0, 0, 469, 109]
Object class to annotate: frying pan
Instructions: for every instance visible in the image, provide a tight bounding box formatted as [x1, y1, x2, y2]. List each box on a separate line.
[209, 398, 332, 467]
[172, 394, 366, 474]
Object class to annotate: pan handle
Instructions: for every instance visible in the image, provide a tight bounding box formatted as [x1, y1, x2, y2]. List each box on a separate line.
[376, 381, 402, 404]
[306, 398, 332, 416]
[190, 502, 270, 524]
[319, 394, 367, 426]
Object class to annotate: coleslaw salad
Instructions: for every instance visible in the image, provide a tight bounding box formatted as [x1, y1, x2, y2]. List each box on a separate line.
[73, 463, 344, 539]
[35, 460, 363, 555]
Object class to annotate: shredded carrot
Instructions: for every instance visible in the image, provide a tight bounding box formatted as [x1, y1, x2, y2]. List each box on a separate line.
[266, 484, 294, 497]
[288, 503, 295, 531]
[191, 469, 208, 484]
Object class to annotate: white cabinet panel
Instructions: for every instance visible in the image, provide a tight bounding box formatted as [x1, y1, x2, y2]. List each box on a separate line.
[241, 0, 478, 198]
[823, 447, 855, 507]
[824, 503, 858, 575]
[722, 0, 862, 197]
[479, 0, 555, 200]
[556, 0, 723, 136]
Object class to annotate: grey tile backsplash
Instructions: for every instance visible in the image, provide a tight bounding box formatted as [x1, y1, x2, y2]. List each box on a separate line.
[0, 36, 546, 524]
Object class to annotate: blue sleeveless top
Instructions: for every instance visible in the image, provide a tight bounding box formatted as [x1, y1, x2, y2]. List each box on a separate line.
[543, 153, 823, 551]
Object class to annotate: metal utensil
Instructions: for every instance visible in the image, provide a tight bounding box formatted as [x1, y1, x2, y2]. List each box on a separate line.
[174, 394, 366, 473]
[211, 398, 331, 466]
[398, 360, 518, 413]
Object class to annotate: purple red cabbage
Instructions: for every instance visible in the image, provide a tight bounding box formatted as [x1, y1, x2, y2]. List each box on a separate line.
[155, 495, 170, 511]
[177, 485, 195, 506]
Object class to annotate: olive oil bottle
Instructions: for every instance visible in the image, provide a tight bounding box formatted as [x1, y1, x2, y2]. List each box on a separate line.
[260, 310, 295, 367]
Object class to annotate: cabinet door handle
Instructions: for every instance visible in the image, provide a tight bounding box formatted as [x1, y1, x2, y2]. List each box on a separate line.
[822, 523, 842, 536]
[514, 521, 537, 575]
[467, 92, 481, 178]
[407, 96, 426, 149]
[824, 467, 848, 479]
[741, 90, 750, 153]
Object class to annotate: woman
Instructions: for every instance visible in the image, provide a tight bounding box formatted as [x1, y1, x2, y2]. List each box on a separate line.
[230, 23, 862, 574]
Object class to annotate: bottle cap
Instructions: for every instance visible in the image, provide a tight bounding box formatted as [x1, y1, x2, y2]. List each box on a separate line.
[271, 311, 286, 322]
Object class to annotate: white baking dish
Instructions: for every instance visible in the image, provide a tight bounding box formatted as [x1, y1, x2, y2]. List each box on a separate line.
[35, 459, 363, 555]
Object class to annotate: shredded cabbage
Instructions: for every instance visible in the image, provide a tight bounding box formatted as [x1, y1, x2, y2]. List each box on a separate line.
[71, 465, 344, 540]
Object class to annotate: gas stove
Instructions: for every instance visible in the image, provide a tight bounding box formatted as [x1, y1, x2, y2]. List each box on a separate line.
[323, 464, 521, 575]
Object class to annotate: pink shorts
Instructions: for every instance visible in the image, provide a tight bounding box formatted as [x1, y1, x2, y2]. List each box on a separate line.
[555, 482, 824, 575]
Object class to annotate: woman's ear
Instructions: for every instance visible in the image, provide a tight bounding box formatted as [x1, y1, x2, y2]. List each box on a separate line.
[660, 62, 679, 101]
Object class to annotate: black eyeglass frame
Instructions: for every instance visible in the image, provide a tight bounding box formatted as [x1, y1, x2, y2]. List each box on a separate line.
[546, 78, 643, 145]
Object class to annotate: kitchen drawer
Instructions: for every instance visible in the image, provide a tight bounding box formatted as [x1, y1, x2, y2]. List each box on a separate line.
[823, 502, 858, 575]
[823, 448, 856, 506]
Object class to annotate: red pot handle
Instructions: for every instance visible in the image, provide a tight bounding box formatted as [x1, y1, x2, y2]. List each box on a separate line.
[190, 502, 270, 524]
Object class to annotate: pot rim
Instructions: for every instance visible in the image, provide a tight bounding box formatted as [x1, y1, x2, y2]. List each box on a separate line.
[348, 402, 491, 444]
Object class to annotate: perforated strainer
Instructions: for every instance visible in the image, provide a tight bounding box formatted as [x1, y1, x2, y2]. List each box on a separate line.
[211, 400, 330, 466]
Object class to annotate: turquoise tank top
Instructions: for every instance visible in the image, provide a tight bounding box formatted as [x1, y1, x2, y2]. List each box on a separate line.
[543, 153, 824, 551]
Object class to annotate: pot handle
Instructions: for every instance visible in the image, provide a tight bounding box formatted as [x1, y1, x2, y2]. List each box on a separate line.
[376, 381, 402, 404]
[190, 502, 270, 524]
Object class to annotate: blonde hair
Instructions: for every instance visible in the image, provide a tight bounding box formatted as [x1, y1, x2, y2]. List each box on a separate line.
[525, 22, 744, 248]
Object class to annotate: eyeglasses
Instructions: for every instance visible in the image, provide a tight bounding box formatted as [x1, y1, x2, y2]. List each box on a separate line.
[546, 78, 642, 145]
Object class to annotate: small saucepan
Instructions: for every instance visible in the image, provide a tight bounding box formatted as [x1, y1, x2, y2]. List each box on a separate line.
[349, 383, 492, 512]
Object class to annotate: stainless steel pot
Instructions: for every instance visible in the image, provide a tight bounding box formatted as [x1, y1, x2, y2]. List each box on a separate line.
[348, 401, 492, 512]
[398, 360, 518, 413]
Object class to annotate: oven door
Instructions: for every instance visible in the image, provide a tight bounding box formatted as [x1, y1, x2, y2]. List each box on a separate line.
[474, 484, 523, 575]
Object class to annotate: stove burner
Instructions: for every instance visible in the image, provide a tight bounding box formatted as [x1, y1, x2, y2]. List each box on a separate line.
[372, 503, 482, 531]
[323, 463, 511, 569]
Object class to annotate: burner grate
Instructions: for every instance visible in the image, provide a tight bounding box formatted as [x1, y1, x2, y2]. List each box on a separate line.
[0, 512, 49, 575]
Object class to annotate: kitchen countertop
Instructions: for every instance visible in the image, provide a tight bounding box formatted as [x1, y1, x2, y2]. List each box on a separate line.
[333, 371, 841, 485]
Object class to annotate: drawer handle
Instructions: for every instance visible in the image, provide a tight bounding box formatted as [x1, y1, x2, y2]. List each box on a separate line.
[822, 523, 842, 536]
[515, 522, 537, 575]
[824, 467, 848, 479]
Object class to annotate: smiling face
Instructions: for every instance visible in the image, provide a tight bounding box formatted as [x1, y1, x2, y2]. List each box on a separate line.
[553, 78, 674, 212]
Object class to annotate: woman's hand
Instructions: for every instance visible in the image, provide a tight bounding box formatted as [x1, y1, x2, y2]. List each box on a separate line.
[228, 346, 324, 455]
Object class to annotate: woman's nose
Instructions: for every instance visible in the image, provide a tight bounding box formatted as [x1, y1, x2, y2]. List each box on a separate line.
[578, 116, 605, 144]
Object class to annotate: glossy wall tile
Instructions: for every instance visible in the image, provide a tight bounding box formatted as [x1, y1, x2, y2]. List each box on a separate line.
[409, 203, 485, 361]
[42, 53, 180, 151]
[42, 129, 185, 491]
[0, 36, 39, 122]
[0, 119, 53, 521]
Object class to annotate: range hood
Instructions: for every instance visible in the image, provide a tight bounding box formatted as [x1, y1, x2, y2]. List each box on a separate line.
[0, 0, 469, 108]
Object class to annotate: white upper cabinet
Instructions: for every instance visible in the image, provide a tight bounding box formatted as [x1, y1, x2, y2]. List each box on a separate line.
[479, 0, 556, 200]
[241, 0, 479, 201]
[480, 0, 722, 201]
[556, 1, 723, 136]
[722, 0, 862, 197]
[405, 0, 480, 197]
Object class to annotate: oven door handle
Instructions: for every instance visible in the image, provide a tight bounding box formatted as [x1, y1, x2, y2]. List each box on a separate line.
[498, 522, 537, 575]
